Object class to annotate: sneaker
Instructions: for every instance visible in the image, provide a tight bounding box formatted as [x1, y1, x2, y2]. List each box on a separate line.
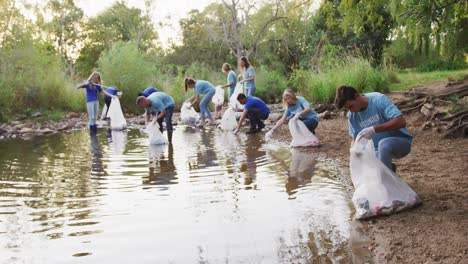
[258, 122, 265, 130]
[391, 163, 397, 172]
[246, 128, 258, 134]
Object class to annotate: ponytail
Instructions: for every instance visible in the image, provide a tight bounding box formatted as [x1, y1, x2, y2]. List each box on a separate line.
[184, 77, 195, 92]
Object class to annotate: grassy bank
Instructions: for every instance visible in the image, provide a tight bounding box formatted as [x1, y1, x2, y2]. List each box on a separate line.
[389, 69, 468, 91]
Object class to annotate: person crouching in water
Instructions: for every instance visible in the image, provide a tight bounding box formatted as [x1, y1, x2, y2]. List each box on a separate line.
[334, 85, 413, 171]
[184, 78, 216, 127]
[76, 71, 115, 134]
[266, 89, 319, 138]
[234, 93, 270, 134]
[136, 92, 175, 144]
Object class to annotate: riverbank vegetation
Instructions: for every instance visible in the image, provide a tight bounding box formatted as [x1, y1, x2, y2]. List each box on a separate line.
[0, 0, 466, 120]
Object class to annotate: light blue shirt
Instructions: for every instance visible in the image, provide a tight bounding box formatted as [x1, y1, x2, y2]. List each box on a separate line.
[284, 96, 319, 121]
[195, 80, 215, 95]
[244, 67, 255, 89]
[227, 70, 237, 88]
[145, 92, 174, 113]
[348, 92, 413, 149]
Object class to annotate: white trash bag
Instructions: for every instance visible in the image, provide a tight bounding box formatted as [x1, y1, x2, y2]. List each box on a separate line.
[212, 86, 225, 107]
[180, 101, 200, 127]
[350, 137, 421, 219]
[219, 107, 238, 131]
[100, 104, 108, 120]
[107, 97, 127, 130]
[288, 119, 320, 147]
[146, 122, 168, 145]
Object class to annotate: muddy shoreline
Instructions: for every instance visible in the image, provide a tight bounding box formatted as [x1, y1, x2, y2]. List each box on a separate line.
[1, 103, 466, 263]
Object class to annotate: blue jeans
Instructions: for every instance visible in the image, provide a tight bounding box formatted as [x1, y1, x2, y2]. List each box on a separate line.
[163, 105, 174, 132]
[200, 91, 215, 121]
[86, 100, 99, 125]
[377, 137, 412, 170]
[302, 118, 319, 134]
[245, 86, 256, 96]
[247, 108, 269, 129]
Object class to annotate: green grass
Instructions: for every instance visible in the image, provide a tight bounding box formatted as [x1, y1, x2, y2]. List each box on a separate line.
[389, 69, 468, 91]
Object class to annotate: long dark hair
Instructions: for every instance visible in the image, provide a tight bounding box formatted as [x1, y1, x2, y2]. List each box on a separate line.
[184, 77, 195, 92]
[239, 56, 251, 70]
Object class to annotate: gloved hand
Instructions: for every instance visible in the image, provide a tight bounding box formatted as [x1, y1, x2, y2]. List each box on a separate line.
[265, 129, 274, 139]
[233, 127, 239, 134]
[357, 126, 375, 139]
[292, 112, 301, 121]
[112, 95, 117, 99]
[230, 105, 238, 111]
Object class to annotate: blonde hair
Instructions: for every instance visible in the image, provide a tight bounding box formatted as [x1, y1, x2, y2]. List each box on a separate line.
[222, 63, 231, 72]
[184, 77, 195, 92]
[282, 89, 297, 108]
[87, 71, 101, 84]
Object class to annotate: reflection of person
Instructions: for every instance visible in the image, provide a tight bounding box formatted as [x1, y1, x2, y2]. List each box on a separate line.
[267, 89, 320, 138]
[136, 92, 175, 144]
[239, 56, 256, 96]
[89, 134, 104, 174]
[286, 149, 317, 195]
[147, 144, 177, 186]
[335, 85, 413, 171]
[221, 63, 237, 99]
[76, 71, 115, 134]
[197, 129, 217, 168]
[234, 93, 270, 134]
[240, 135, 266, 186]
[184, 78, 216, 127]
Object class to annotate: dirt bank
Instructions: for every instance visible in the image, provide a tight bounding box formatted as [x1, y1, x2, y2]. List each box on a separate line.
[269, 108, 467, 263]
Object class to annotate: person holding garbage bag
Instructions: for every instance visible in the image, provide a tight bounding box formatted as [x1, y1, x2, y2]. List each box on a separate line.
[239, 56, 256, 96]
[266, 89, 320, 138]
[234, 93, 270, 134]
[76, 71, 116, 134]
[136, 92, 175, 144]
[221, 63, 237, 99]
[334, 85, 413, 171]
[184, 78, 216, 127]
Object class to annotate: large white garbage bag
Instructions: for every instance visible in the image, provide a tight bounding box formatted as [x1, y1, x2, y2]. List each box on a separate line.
[107, 97, 127, 130]
[100, 104, 108, 120]
[180, 101, 200, 127]
[350, 137, 421, 219]
[219, 107, 238, 131]
[146, 122, 168, 145]
[288, 119, 320, 147]
[212, 86, 225, 107]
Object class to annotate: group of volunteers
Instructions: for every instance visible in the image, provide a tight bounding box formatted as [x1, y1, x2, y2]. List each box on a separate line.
[77, 56, 412, 172]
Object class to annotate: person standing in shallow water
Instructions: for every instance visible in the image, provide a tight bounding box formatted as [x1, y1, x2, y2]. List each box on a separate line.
[334, 85, 413, 171]
[76, 71, 115, 134]
[221, 63, 237, 100]
[184, 78, 216, 127]
[239, 56, 256, 96]
[136, 92, 175, 144]
[266, 89, 320, 138]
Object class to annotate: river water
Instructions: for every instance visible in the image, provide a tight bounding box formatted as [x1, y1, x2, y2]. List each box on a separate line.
[0, 127, 356, 263]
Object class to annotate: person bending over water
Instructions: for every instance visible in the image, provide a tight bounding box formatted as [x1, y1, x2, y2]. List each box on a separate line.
[184, 78, 216, 127]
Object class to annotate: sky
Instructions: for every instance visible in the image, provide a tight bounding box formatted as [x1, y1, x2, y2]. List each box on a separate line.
[20, 0, 217, 49]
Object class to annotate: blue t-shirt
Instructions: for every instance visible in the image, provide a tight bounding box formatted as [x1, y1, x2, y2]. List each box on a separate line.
[284, 96, 319, 121]
[104, 87, 118, 98]
[143, 87, 158, 97]
[227, 70, 237, 88]
[244, 67, 256, 89]
[85, 83, 102, 102]
[244, 96, 270, 116]
[195, 80, 215, 95]
[348, 92, 413, 149]
[145, 92, 175, 113]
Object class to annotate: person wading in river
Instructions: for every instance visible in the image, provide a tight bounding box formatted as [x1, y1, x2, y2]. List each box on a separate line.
[136, 92, 175, 144]
[334, 85, 413, 171]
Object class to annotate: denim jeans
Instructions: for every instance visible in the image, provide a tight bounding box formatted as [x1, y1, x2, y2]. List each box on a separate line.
[200, 91, 215, 121]
[302, 118, 319, 134]
[377, 137, 412, 169]
[245, 86, 256, 96]
[86, 100, 99, 125]
[247, 108, 269, 129]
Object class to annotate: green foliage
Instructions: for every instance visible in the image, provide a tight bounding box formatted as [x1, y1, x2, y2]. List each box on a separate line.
[98, 41, 153, 113]
[255, 68, 288, 104]
[290, 56, 393, 103]
[416, 59, 467, 72]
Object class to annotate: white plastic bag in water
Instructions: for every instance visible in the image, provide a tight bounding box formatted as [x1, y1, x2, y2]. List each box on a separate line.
[288, 119, 320, 147]
[350, 137, 421, 219]
[146, 122, 168, 145]
[212, 86, 225, 107]
[180, 102, 200, 127]
[219, 107, 238, 131]
[107, 97, 127, 130]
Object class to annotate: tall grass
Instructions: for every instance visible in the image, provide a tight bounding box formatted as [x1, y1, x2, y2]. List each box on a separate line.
[289, 56, 394, 103]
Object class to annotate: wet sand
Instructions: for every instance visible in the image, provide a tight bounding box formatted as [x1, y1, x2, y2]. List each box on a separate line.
[269, 112, 467, 263]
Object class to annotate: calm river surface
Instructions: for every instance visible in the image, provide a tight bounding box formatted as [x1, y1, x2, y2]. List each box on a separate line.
[0, 127, 354, 263]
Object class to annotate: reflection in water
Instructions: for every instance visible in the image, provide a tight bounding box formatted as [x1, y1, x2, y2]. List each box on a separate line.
[0, 128, 354, 263]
